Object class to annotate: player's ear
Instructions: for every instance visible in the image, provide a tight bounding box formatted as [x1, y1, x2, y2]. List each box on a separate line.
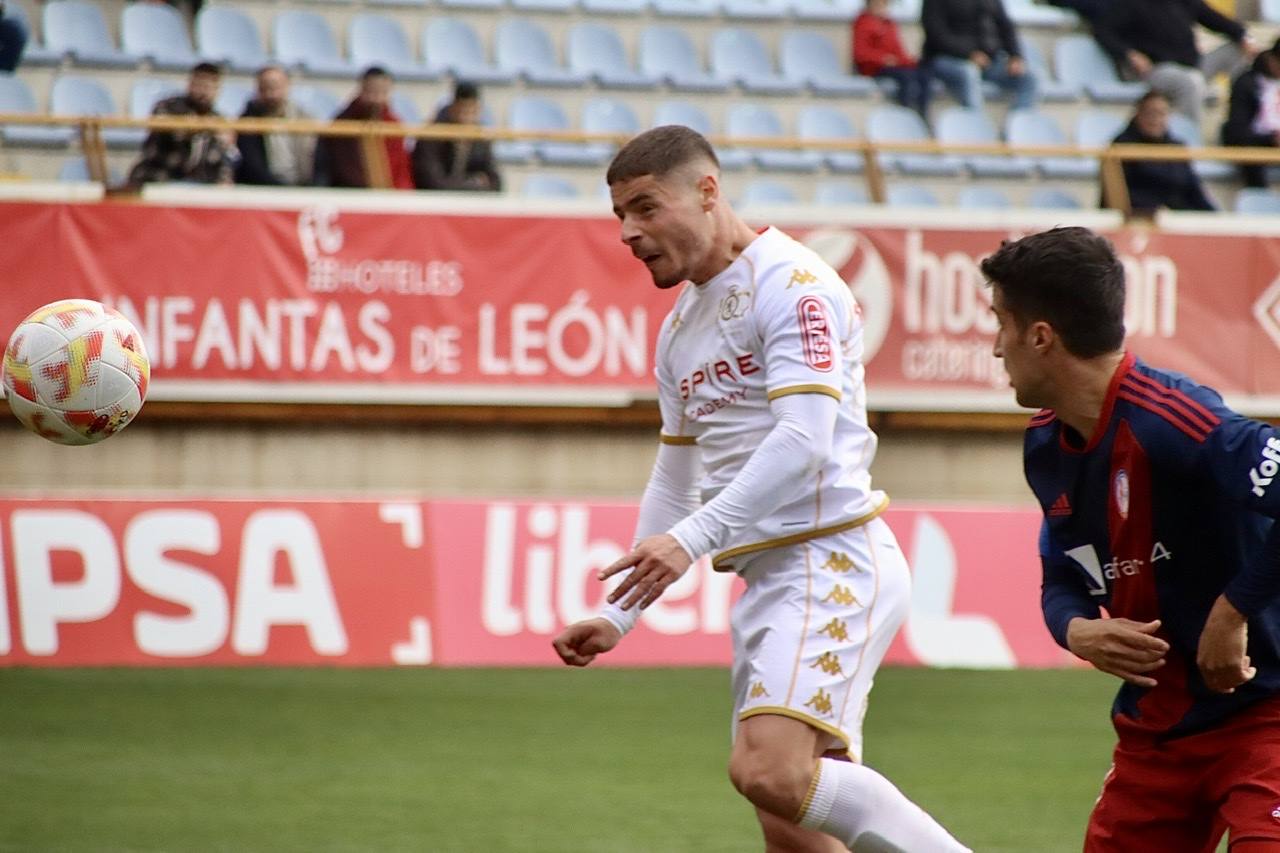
[1028, 320, 1055, 354]
[697, 172, 719, 211]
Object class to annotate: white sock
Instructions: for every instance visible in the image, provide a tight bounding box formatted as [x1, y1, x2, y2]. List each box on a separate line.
[796, 758, 970, 852]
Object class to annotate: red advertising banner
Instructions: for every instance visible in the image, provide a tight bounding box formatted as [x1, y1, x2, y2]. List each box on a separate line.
[4, 201, 1275, 409]
[0, 497, 1072, 669]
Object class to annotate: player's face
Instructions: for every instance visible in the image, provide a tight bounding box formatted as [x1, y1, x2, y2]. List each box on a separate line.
[610, 172, 714, 289]
[991, 289, 1047, 408]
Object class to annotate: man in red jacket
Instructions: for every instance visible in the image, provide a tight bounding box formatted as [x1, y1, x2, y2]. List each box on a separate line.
[315, 66, 415, 189]
[853, 0, 932, 118]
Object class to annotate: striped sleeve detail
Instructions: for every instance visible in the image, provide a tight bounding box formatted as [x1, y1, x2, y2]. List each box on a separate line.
[1116, 389, 1212, 442]
[659, 433, 697, 446]
[767, 384, 842, 402]
[1122, 373, 1221, 432]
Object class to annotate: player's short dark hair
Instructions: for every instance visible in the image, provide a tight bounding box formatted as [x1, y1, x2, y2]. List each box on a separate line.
[606, 125, 719, 186]
[980, 226, 1126, 358]
[453, 80, 479, 102]
[191, 62, 222, 77]
[362, 66, 391, 82]
[1134, 89, 1168, 110]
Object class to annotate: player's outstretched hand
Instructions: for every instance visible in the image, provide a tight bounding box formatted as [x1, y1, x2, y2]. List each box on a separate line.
[1197, 595, 1257, 694]
[599, 533, 694, 611]
[1066, 616, 1169, 687]
[552, 618, 622, 667]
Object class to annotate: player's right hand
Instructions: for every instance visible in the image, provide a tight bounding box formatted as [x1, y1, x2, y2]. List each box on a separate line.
[552, 618, 622, 667]
[1066, 617, 1169, 688]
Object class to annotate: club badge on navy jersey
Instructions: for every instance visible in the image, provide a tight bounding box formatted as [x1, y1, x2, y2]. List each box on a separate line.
[1113, 469, 1130, 520]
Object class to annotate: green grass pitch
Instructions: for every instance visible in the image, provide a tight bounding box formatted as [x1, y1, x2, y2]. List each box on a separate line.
[0, 666, 1121, 852]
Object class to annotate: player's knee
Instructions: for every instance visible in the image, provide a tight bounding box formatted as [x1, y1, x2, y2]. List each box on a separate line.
[728, 747, 814, 816]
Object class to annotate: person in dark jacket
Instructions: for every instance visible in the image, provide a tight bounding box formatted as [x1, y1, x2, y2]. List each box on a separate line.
[127, 62, 233, 187]
[314, 66, 414, 190]
[412, 81, 501, 192]
[1221, 40, 1280, 189]
[1091, 0, 1256, 125]
[0, 0, 28, 72]
[921, 0, 1037, 111]
[1107, 90, 1215, 215]
[235, 65, 315, 186]
[853, 0, 932, 118]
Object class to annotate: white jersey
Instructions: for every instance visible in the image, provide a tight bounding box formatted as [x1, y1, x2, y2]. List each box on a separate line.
[655, 226, 887, 569]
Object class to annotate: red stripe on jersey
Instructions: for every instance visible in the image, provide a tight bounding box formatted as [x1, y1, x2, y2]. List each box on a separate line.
[1029, 408, 1057, 427]
[1121, 376, 1219, 434]
[1124, 370, 1220, 428]
[1062, 352, 1137, 455]
[1119, 380, 1217, 440]
[1116, 390, 1210, 442]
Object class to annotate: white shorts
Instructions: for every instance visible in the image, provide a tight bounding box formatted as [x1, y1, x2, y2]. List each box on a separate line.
[730, 516, 911, 762]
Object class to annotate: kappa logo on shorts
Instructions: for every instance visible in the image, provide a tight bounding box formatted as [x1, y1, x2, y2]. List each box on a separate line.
[818, 618, 850, 642]
[796, 296, 835, 372]
[821, 585, 859, 607]
[804, 688, 835, 716]
[821, 552, 856, 573]
[749, 681, 770, 699]
[811, 652, 845, 676]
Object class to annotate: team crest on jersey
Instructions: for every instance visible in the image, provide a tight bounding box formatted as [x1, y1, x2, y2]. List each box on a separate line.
[719, 286, 752, 321]
[1113, 469, 1130, 520]
[796, 295, 834, 372]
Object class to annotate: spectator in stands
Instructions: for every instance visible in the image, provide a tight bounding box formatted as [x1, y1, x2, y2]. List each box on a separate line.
[1091, 0, 1256, 126]
[412, 81, 501, 192]
[1043, 0, 1104, 25]
[235, 65, 315, 186]
[126, 62, 234, 188]
[1221, 38, 1280, 189]
[314, 66, 414, 190]
[1108, 90, 1215, 215]
[853, 0, 932, 118]
[921, 0, 1038, 111]
[0, 1, 29, 72]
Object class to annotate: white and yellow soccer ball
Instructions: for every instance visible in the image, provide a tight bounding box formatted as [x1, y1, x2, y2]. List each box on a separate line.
[2, 299, 150, 446]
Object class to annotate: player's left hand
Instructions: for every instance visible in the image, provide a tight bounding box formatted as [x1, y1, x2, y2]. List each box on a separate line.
[599, 533, 694, 611]
[1197, 594, 1257, 693]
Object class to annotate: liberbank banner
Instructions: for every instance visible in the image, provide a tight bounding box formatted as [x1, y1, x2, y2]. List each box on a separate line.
[3, 200, 1280, 410]
[0, 497, 1066, 669]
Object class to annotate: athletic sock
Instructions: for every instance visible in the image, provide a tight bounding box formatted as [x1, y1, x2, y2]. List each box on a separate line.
[796, 758, 971, 852]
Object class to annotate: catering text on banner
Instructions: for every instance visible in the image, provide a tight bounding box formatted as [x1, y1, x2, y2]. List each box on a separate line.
[0, 497, 1068, 669]
[2, 202, 1278, 408]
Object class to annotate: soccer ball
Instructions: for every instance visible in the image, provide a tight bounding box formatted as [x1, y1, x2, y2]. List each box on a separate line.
[2, 299, 150, 446]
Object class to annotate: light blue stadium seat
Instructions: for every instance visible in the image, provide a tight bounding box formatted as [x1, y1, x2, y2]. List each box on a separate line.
[121, 4, 196, 72]
[1054, 36, 1146, 104]
[568, 22, 658, 90]
[582, 0, 649, 11]
[501, 95, 598, 166]
[886, 184, 941, 207]
[0, 73, 73, 146]
[651, 100, 750, 170]
[1074, 110, 1127, 149]
[51, 75, 139, 148]
[366, 0, 426, 12]
[792, 0, 860, 20]
[710, 28, 802, 95]
[293, 84, 341, 120]
[57, 157, 122, 182]
[129, 78, 182, 119]
[580, 97, 639, 163]
[741, 179, 799, 205]
[726, 103, 820, 172]
[274, 11, 355, 78]
[638, 26, 728, 93]
[1005, 0, 1076, 26]
[1167, 112, 1234, 181]
[780, 30, 877, 98]
[43, 0, 135, 68]
[723, 0, 788, 19]
[814, 181, 868, 205]
[956, 186, 1011, 209]
[1006, 109, 1096, 179]
[390, 91, 423, 124]
[216, 81, 253, 118]
[196, 8, 267, 75]
[512, 0, 577, 10]
[349, 14, 435, 82]
[495, 19, 587, 88]
[867, 105, 963, 177]
[422, 18, 514, 85]
[652, 0, 720, 16]
[1264, 0, 1280, 22]
[1235, 188, 1280, 214]
[1027, 187, 1082, 209]
[2, 2, 60, 66]
[523, 174, 580, 198]
[936, 107, 1032, 178]
[441, 0, 503, 8]
[1019, 39, 1081, 102]
[797, 106, 863, 174]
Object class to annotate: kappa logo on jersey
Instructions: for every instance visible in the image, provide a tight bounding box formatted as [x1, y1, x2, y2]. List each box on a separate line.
[787, 268, 819, 289]
[796, 295, 834, 372]
[1250, 436, 1280, 497]
[811, 652, 845, 676]
[821, 552, 856, 573]
[804, 688, 834, 716]
[749, 681, 770, 699]
[1113, 470, 1130, 520]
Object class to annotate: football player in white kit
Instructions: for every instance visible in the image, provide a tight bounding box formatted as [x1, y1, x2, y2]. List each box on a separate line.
[552, 126, 968, 853]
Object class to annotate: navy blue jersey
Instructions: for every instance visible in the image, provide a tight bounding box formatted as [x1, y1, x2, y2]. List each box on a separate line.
[1026, 352, 1280, 740]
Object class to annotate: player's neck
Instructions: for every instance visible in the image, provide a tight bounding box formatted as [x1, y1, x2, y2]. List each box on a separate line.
[1051, 350, 1127, 442]
[691, 216, 762, 285]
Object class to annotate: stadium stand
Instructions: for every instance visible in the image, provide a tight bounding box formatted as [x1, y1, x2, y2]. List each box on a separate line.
[195, 7, 267, 75]
[348, 14, 435, 82]
[1234, 187, 1280, 213]
[567, 22, 658, 90]
[120, 3, 197, 72]
[42, 0, 134, 68]
[813, 180, 868, 205]
[956, 185, 1012, 208]
[741, 177, 799, 204]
